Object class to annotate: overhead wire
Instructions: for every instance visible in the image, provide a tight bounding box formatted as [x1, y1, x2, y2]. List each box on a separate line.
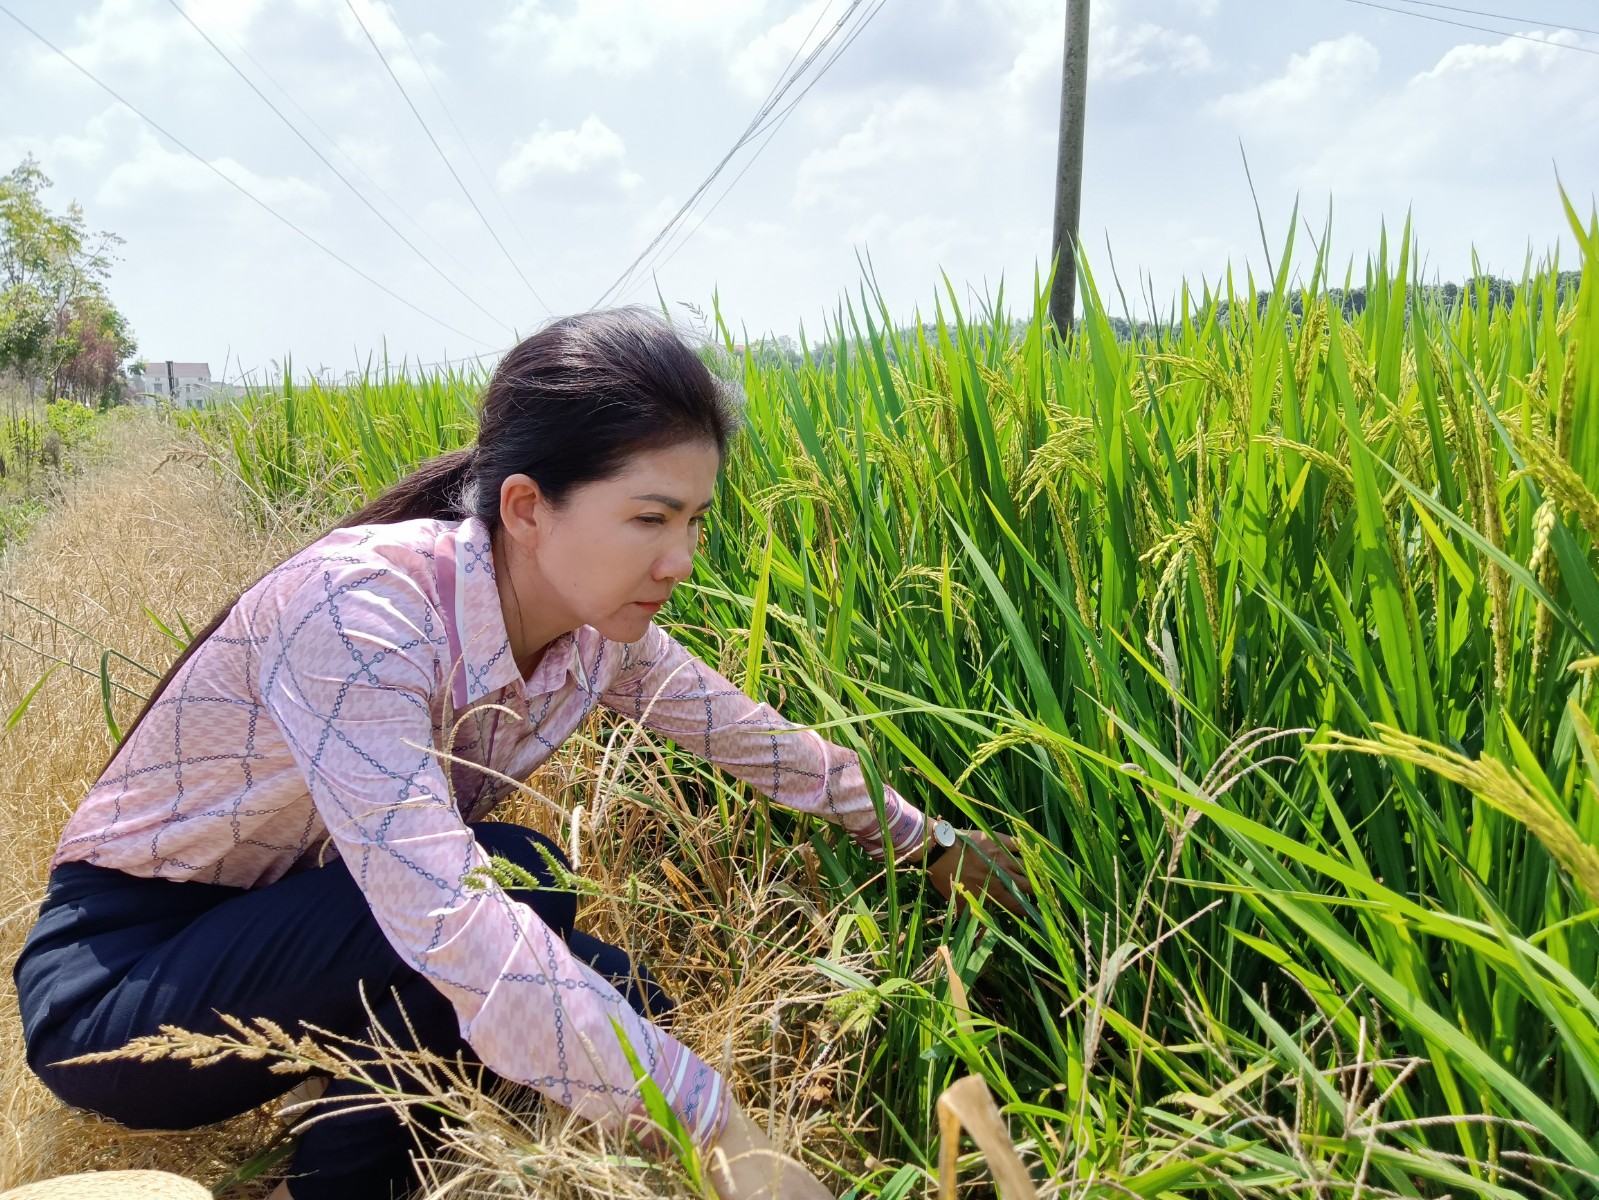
[162, 0, 515, 335]
[594, 0, 890, 309]
[1341, 0, 1599, 53]
[625, 114, 794, 304]
[0, 1, 496, 347]
[1383, 0, 1599, 39]
[225, 31, 515, 304]
[341, 0, 552, 315]
[619, 3, 886, 303]
[608, 5, 830, 304]
[598, 0, 883, 306]
[386, 9, 551, 289]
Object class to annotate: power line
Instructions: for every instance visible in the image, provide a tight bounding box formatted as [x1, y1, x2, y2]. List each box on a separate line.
[623, 107, 794, 303]
[599, 0, 864, 305]
[222, 24, 521, 314]
[596, 0, 890, 309]
[0, 1, 497, 347]
[601, 0, 884, 306]
[162, 0, 514, 335]
[616, 2, 887, 303]
[386, 9, 552, 297]
[342, 0, 552, 315]
[643, 0, 866, 282]
[407, 348, 504, 373]
[1342, 0, 1599, 53]
[1387, 0, 1599, 40]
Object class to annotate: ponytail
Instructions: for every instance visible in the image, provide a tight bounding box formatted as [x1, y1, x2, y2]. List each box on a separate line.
[334, 445, 476, 529]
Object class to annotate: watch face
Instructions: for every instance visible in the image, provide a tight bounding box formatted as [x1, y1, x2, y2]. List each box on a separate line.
[934, 820, 957, 847]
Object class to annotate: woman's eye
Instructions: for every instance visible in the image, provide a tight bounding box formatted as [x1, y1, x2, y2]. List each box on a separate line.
[637, 514, 667, 525]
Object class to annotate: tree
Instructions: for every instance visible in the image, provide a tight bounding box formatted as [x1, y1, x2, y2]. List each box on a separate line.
[0, 155, 135, 404]
[54, 295, 137, 405]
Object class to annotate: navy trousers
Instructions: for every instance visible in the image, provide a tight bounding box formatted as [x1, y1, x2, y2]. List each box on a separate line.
[13, 822, 672, 1200]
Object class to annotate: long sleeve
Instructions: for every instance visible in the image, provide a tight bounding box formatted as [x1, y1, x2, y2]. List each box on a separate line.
[259, 563, 727, 1147]
[600, 624, 928, 859]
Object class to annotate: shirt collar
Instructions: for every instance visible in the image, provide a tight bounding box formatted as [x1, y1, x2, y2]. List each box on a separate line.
[435, 516, 532, 708]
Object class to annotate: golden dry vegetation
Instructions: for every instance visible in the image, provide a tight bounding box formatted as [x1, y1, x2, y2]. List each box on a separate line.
[1, 416, 293, 1189]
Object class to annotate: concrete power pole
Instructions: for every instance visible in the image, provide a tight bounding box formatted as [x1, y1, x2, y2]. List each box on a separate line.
[1049, 0, 1090, 333]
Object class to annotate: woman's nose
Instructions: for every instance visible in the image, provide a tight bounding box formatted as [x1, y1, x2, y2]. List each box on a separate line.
[655, 540, 693, 582]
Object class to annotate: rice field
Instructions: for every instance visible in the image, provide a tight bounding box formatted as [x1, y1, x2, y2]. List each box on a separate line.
[11, 202, 1599, 1198]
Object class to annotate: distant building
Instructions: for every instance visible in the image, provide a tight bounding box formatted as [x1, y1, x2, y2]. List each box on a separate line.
[131, 360, 216, 407]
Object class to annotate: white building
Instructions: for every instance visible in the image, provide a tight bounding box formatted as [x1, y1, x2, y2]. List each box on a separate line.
[132, 361, 216, 407]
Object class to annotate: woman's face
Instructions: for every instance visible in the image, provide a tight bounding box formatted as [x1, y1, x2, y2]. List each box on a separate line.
[502, 440, 721, 647]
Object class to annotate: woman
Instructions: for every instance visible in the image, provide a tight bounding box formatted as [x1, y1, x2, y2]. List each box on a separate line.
[12, 310, 1028, 1200]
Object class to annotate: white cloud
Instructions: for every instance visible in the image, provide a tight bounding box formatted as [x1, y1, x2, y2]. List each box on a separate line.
[1208, 34, 1379, 130]
[29, 0, 440, 91]
[949, 0, 1215, 92]
[842, 210, 972, 262]
[492, 0, 759, 74]
[46, 0, 269, 76]
[0, 106, 329, 218]
[319, 0, 443, 88]
[1209, 32, 1598, 199]
[498, 115, 640, 193]
[0, 106, 125, 172]
[332, 133, 395, 186]
[96, 128, 326, 211]
[795, 0, 1175, 218]
[796, 90, 951, 210]
[1092, 20, 1213, 81]
[729, 0, 830, 99]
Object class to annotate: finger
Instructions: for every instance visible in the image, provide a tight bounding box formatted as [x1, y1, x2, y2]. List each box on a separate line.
[964, 833, 1009, 863]
[980, 880, 1027, 915]
[963, 862, 1032, 904]
[996, 846, 1025, 873]
[997, 876, 1036, 902]
[978, 840, 1026, 876]
[975, 831, 1022, 858]
[961, 866, 1025, 905]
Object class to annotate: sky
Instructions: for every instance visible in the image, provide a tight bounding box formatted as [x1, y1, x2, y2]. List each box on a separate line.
[2, 0, 1596, 381]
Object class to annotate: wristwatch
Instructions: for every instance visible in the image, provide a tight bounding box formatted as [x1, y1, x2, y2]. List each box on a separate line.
[925, 818, 958, 859]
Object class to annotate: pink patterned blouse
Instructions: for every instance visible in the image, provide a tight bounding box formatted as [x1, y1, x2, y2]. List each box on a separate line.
[53, 515, 926, 1148]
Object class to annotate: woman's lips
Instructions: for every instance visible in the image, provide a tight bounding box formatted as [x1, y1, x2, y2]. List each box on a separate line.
[636, 600, 666, 614]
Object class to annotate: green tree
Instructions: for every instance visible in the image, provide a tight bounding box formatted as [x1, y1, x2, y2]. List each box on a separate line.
[0, 154, 135, 403]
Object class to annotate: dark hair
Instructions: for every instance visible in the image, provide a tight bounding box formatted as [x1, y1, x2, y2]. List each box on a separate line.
[111, 307, 741, 758]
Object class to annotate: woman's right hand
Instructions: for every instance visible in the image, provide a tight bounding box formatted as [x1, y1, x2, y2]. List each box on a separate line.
[707, 1103, 833, 1200]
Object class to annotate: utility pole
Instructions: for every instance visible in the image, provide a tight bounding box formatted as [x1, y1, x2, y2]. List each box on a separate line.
[1049, 0, 1090, 334]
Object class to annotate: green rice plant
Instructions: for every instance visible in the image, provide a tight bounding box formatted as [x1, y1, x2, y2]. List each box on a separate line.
[181, 197, 1599, 1196]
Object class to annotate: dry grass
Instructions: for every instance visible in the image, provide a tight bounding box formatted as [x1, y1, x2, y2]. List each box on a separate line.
[0, 413, 878, 1197]
[1, 413, 296, 1190]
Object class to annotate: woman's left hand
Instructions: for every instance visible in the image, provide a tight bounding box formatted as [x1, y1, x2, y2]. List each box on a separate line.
[926, 831, 1032, 915]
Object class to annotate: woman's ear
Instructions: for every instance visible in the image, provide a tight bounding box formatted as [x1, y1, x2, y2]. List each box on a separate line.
[499, 473, 545, 548]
